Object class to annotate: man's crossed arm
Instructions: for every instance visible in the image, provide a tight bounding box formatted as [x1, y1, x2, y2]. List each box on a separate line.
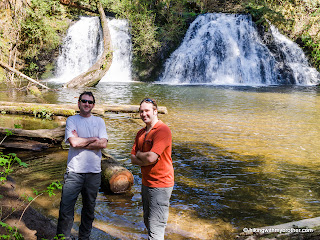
[131, 150, 159, 166]
[68, 130, 108, 150]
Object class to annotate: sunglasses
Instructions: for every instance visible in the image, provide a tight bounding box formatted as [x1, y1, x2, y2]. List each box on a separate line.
[79, 99, 94, 104]
[140, 98, 156, 105]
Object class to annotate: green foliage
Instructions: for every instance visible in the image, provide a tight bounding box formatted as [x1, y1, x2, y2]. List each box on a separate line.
[4, 130, 13, 137]
[54, 234, 66, 239]
[19, 0, 69, 78]
[0, 179, 62, 240]
[0, 221, 24, 240]
[32, 181, 62, 197]
[102, 0, 191, 77]
[103, 0, 161, 62]
[245, 1, 292, 28]
[33, 109, 53, 120]
[301, 34, 320, 70]
[0, 152, 28, 183]
[45, 181, 63, 197]
[245, 0, 320, 71]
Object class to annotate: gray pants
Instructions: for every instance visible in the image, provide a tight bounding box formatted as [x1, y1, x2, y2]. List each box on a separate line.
[142, 185, 173, 240]
[56, 172, 101, 240]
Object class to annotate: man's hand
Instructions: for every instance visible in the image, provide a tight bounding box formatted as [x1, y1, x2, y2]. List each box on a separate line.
[68, 130, 107, 150]
[131, 150, 159, 166]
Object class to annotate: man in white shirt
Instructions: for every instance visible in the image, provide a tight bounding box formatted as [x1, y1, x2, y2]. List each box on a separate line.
[56, 91, 108, 240]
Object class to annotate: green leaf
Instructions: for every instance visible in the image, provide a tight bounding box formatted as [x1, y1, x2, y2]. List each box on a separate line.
[4, 129, 13, 136]
[14, 124, 22, 129]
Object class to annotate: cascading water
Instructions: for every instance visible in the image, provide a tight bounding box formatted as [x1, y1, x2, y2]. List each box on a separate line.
[159, 13, 320, 85]
[100, 19, 132, 82]
[53, 17, 103, 83]
[51, 17, 132, 83]
[270, 25, 320, 85]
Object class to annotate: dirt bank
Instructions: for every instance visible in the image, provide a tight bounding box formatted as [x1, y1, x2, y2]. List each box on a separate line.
[0, 177, 57, 240]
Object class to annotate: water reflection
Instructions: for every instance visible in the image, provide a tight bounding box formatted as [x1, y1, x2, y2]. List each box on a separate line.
[2, 82, 320, 239]
[172, 141, 320, 229]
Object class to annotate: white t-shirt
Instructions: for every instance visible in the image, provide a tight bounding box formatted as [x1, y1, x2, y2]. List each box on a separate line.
[65, 114, 108, 173]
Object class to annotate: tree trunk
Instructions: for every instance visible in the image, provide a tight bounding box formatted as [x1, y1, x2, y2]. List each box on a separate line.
[63, 1, 113, 88]
[101, 150, 134, 194]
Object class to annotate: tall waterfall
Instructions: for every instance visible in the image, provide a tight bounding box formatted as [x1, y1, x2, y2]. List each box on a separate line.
[100, 19, 132, 82]
[53, 17, 103, 83]
[159, 13, 320, 85]
[51, 17, 132, 83]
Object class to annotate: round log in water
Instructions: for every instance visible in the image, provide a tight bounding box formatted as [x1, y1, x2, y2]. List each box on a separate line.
[101, 151, 134, 194]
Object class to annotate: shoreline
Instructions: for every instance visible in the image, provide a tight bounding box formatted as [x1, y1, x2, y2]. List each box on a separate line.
[2, 176, 320, 240]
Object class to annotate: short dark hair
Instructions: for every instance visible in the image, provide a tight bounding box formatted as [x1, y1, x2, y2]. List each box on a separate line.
[79, 91, 95, 103]
[140, 98, 158, 110]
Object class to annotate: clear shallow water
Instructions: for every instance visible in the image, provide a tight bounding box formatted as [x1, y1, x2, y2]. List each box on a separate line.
[3, 82, 320, 239]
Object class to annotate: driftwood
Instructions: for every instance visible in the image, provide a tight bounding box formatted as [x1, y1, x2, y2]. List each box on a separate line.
[0, 102, 168, 115]
[101, 149, 134, 194]
[0, 126, 65, 151]
[0, 61, 50, 90]
[63, 1, 113, 88]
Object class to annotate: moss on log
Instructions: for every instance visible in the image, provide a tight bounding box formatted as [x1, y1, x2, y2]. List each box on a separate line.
[0, 102, 168, 116]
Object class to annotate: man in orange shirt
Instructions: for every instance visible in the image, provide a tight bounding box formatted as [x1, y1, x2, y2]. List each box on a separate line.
[131, 98, 174, 240]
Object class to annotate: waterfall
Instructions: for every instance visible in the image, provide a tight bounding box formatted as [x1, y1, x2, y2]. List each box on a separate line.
[270, 25, 320, 85]
[51, 17, 132, 83]
[159, 13, 320, 85]
[53, 17, 103, 83]
[100, 19, 132, 82]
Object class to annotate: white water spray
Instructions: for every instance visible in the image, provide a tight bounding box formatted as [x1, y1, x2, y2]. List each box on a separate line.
[159, 13, 320, 85]
[270, 25, 320, 85]
[51, 17, 132, 83]
[100, 19, 132, 82]
[53, 17, 103, 83]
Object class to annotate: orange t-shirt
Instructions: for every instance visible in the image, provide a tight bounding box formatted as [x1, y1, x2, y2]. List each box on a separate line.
[131, 120, 174, 188]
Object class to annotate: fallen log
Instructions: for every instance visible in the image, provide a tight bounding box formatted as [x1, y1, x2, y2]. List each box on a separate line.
[101, 149, 134, 194]
[0, 126, 65, 144]
[0, 61, 50, 90]
[0, 102, 168, 115]
[0, 138, 50, 151]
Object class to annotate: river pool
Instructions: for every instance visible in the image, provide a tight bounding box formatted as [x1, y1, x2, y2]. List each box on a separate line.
[2, 82, 320, 239]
